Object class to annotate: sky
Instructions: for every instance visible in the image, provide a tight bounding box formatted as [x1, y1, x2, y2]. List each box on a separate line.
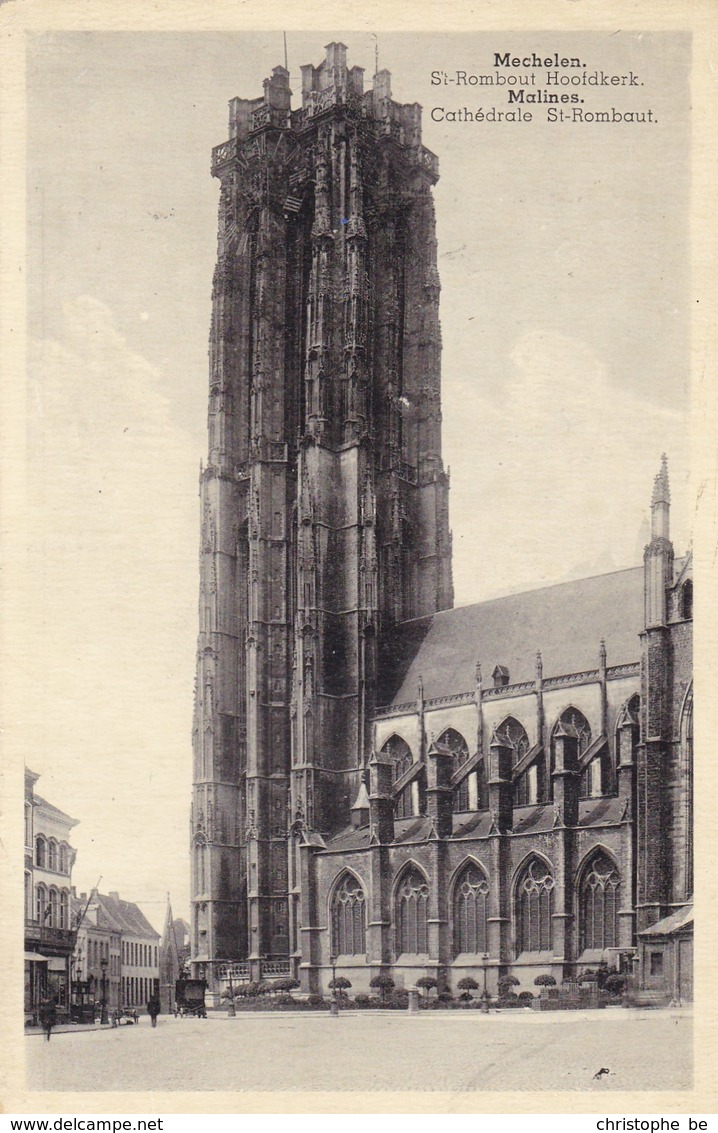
[23, 30, 691, 927]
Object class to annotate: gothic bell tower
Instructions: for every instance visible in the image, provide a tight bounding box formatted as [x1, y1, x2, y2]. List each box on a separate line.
[191, 43, 453, 969]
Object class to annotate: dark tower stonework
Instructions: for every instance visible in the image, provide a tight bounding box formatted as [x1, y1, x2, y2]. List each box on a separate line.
[191, 44, 453, 971]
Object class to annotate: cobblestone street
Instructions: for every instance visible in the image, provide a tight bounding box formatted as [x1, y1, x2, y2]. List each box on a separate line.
[25, 1008, 692, 1094]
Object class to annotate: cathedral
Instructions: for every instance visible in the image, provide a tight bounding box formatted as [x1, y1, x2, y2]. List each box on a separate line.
[190, 43, 693, 1004]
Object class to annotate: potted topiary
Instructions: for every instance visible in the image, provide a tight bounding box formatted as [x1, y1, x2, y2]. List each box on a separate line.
[457, 976, 479, 1001]
[416, 976, 438, 998]
[329, 976, 352, 1001]
[534, 974, 557, 1000]
[497, 974, 520, 1001]
[369, 974, 395, 1003]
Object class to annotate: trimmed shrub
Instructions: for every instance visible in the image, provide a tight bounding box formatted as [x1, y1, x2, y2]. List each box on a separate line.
[274, 978, 300, 993]
[605, 974, 627, 996]
[498, 975, 520, 994]
[578, 970, 599, 983]
[518, 991, 534, 1001]
[534, 974, 557, 987]
[457, 976, 479, 992]
[307, 993, 325, 1008]
[354, 994, 371, 1008]
[416, 976, 438, 994]
[238, 981, 262, 998]
[437, 990, 453, 1003]
[369, 974, 395, 1001]
[329, 976, 352, 995]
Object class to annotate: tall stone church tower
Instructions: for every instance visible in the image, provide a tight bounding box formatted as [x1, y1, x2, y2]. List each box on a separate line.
[191, 44, 453, 967]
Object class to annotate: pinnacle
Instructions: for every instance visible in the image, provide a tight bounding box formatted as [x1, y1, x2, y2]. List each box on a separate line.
[651, 452, 670, 506]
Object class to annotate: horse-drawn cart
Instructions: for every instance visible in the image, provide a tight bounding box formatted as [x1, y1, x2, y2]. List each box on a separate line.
[174, 978, 207, 1018]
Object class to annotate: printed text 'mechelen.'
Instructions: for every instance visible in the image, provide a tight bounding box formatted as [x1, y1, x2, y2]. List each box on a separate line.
[494, 52, 585, 67]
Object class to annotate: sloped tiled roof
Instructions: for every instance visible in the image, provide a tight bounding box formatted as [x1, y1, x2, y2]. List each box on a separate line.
[638, 904, 693, 937]
[578, 797, 626, 827]
[323, 795, 626, 853]
[73, 893, 159, 939]
[380, 566, 645, 707]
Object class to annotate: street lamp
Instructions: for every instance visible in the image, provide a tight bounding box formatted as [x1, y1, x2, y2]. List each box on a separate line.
[329, 953, 338, 1017]
[480, 952, 491, 1013]
[99, 957, 108, 1025]
[226, 965, 236, 1018]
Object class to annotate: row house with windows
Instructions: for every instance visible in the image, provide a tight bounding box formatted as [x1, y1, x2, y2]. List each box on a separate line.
[73, 891, 160, 1012]
[24, 769, 78, 1018]
[298, 461, 693, 1000]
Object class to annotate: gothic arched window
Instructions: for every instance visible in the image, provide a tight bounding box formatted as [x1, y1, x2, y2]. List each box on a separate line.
[331, 873, 366, 956]
[436, 728, 472, 811]
[579, 851, 621, 951]
[551, 707, 591, 799]
[516, 857, 554, 955]
[395, 867, 430, 955]
[453, 862, 490, 956]
[381, 735, 414, 819]
[496, 717, 533, 805]
[48, 839, 58, 871]
[35, 883, 47, 923]
[35, 836, 46, 869]
[48, 887, 59, 928]
[60, 889, 69, 929]
[59, 843, 69, 874]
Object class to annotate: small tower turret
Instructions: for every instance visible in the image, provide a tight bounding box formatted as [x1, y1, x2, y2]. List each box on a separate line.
[644, 454, 674, 629]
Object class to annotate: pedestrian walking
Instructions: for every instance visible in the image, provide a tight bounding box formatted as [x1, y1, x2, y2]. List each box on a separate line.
[147, 996, 160, 1028]
[38, 997, 56, 1042]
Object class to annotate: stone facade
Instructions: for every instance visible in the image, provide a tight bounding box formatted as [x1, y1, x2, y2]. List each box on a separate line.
[24, 769, 78, 1019]
[72, 891, 160, 1012]
[190, 44, 693, 1003]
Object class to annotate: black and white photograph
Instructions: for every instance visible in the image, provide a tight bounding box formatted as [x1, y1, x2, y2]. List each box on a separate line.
[3, 4, 716, 1117]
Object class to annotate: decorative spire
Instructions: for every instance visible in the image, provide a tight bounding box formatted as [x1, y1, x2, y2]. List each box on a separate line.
[651, 453, 670, 506]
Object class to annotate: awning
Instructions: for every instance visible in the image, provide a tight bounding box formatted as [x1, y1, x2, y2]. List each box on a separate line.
[47, 957, 67, 971]
[24, 952, 49, 962]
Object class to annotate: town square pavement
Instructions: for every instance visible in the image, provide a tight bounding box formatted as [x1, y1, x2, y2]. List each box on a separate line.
[26, 1007, 692, 1094]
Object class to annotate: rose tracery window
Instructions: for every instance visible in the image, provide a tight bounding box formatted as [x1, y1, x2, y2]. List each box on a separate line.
[331, 873, 366, 956]
[516, 857, 554, 954]
[580, 852, 620, 951]
[395, 868, 429, 955]
[453, 863, 490, 955]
